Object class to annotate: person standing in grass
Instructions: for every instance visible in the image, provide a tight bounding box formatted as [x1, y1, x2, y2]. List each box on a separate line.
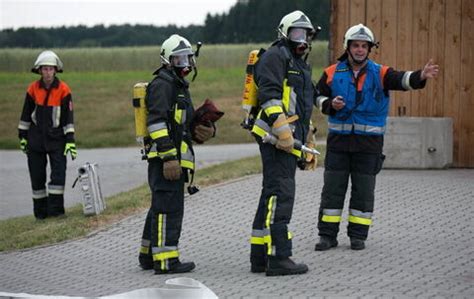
[138, 34, 215, 274]
[18, 50, 77, 220]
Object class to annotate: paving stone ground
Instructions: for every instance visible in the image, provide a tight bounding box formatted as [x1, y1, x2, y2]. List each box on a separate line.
[0, 168, 473, 298]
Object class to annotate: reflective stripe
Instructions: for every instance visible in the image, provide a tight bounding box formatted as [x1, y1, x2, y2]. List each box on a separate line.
[52, 106, 60, 128]
[32, 189, 47, 199]
[290, 148, 302, 157]
[179, 141, 194, 170]
[288, 231, 292, 240]
[148, 122, 167, 133]
[250, 236, 265, 245]
[328, 122, 354, 132]
[321, 215, 342, 223]
[282, 79, 290, 113]
[329, 122, 385, 134]
[141, 239, 151, 247]
[155, 148, 178, 159]
[288, 88, 297, 115]
[349, 209, 373, 226]
[31, 108, 37, 125]
[140, 246, 149, 255]
[63, 124, 75, 134]
[150, 128, 168, 140]
[316, 96, 329, 110]
[265, 196, 277, 255]
[48, 184, 64, 195]
[18, 121, 31, 130]
[323, 209, 342, 216]
[261, 99, 282, 110]
[157, 214, 165, 247]
[174, 105, 186, 124]
[401, 71, 413, 90]
[264, 105, 283, 116]
[152, 250, 179, 262]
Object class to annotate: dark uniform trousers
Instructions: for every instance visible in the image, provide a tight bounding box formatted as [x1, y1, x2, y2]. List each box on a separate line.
[27, 147, 66, 218]
[251, 142, 296, 261]
[140, 158, 185, 268]
[318, 150, 383, 240]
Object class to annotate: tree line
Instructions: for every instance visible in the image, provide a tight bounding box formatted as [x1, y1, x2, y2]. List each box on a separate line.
[0, 0, 329, 48]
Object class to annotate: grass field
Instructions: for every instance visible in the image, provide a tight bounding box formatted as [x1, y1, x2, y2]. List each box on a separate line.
[0, 43, 329, 149]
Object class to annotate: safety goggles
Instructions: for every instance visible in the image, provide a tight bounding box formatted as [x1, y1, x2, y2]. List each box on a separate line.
[288, 27, 312, 44]
[171, 54, 194, 68]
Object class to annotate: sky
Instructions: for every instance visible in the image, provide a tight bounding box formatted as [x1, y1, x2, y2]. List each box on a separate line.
[0, 0, 238, 30]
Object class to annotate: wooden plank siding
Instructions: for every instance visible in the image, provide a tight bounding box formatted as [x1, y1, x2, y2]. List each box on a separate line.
[328, 0, 473, 167]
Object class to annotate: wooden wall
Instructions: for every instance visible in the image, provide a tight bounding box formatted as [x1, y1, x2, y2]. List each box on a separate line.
[329, 0, 473, 167]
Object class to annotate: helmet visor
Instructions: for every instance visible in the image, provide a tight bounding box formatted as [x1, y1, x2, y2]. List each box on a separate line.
[288, 27, 309, 44]
[171, 54, 193, 67]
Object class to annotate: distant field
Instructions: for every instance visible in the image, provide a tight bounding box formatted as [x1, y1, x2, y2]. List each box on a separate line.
[0, 43, 329, 149]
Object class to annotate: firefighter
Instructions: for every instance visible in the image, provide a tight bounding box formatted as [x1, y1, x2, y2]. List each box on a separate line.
[314, 24, 439, 250]
[138, 34, 215, 274]
[249, 10, 318, 276]
[18, 50, 76, 219]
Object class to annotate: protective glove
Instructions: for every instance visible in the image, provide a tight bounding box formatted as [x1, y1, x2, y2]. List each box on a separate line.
[64, 142, 77, 160]
[19, 138, 28, 154]
[272, 113, 294, 153]
[193, 124, 214, 143]
[163, 160, 182, 180]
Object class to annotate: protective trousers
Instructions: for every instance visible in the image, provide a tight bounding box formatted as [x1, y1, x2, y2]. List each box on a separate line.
[318, 150, 384, 240]
[27, 148, 66, 219]
[140, 158, 185, 271]
[251, 142, 297, 263]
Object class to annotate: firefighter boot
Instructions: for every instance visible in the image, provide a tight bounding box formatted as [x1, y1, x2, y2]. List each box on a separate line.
[33, 197, 48, 220]
[250, 255, 267, 273]
[266, 256, 308, 276]
[48, 194, 65, 217]
[315, 236, 338, 251]
[154, 258, 196, 275]
[350, 238, 366, 250]
[138, 253, 153, 270]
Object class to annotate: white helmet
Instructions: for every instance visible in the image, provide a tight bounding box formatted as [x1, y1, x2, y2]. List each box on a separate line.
[160, 34, 194, 67]
[343, 24, 376, 49]
[278, 10, 315, 42]
[31, 50, 63, 73]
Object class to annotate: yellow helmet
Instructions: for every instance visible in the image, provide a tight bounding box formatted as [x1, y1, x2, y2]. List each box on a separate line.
[31, 50, 63, 73]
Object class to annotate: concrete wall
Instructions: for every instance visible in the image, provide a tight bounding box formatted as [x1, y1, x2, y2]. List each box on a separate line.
[383, 117, 453, 169]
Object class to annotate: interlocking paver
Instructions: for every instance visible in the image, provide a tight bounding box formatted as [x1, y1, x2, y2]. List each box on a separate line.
[1, 168, 473, 298]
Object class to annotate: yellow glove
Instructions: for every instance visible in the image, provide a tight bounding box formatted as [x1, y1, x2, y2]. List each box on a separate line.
[193, 124, 214, 143]
[64, 142, 77, 160]
[163, 160, 182, 180]
[19, 138, 28, 154]
[272, 114, 294, 153]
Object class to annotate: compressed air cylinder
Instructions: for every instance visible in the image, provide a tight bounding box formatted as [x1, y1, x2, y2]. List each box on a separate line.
[132, 82, 148, 138]
[242, 50, 259, 113]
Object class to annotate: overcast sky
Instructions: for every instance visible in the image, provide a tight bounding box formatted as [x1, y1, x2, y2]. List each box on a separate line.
[0, 0, 238, 30]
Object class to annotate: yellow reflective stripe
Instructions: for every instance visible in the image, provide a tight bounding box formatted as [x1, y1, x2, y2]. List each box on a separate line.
[349, 215, 372, 225]
[263, 234, 272, 245]
[180, 160, 194, 169]
[150, 128, 168, 140]
[265, 196, 276, 255]
[153, 250, 179, 261]
[322, 215, 342, 223]
[180, 141, 188, 153]
[264, 105, 283, 116]
[158, 148, 177, 157]
[288, 231, 292, 240]
[174, 105, 183, 124]
[291, 148, 302, 157]
[251, 124, 267, 137]
[147, 152, 158, 158]
[250, 236, 265, 245]
[139, 246, 149, 255]
[158, 214, 163, 247]
[282, 79, 290, 113]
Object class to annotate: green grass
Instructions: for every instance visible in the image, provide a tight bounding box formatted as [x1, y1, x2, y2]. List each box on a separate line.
[0, 44, 329, 149]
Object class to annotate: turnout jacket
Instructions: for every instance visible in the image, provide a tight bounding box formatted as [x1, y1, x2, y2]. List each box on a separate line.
[251, 39, 314, 156]
[315, 58, 427, 153]
[18, 77, 75, 152]
[145, 67, 195, 170]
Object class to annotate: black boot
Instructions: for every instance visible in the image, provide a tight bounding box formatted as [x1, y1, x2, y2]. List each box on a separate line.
[266, 256, 308, 276]
[33, 197, 48, 220]
[350, 238, 365, 250]
[138, 253, 153, 270]
[315, 236, 338, 251]
[48, 194, 65, 217]
[250, 255, 267, 273]
[154, 258, 196, 275]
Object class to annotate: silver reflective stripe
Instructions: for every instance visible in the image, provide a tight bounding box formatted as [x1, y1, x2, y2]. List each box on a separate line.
[401, 71, 413, 90]
[353, 123, 385, 133]
[31, 108, 37, 125]
[162, 214, 167, 246]
[316, 96, 329, 110]
[180, 109, 186, 124]
[252, 229, 268, 237]
[63, 124, 75, 134]
[288, 87, 297, 115]
[254, 119, 271, 132]
[323, 209, 343, 216]
[148, 122, 167, 134]
[141, 239, 151, 247]
[271, 123, 290, 136]
[261, 99, 282, 110]
[349, 209, 373, 219]
[48, 184, 65, 195]
[52, 106, 61, 128]
[18, 121, 31, 130]
[181, 146, 194, 164]
[32, 189, 47, 199]
[328, 122, 353, 132]
[152, 246, 178, 253]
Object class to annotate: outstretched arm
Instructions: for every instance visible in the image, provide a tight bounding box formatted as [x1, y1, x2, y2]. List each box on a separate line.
[420, 59, 439, 80]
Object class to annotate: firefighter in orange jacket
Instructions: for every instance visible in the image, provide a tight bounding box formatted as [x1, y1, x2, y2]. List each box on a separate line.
[18, 50, 77, 219]
[314, 24, 439, 251]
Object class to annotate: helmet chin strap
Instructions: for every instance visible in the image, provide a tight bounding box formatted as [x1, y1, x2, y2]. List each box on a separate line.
[348, 50, 368, 66]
